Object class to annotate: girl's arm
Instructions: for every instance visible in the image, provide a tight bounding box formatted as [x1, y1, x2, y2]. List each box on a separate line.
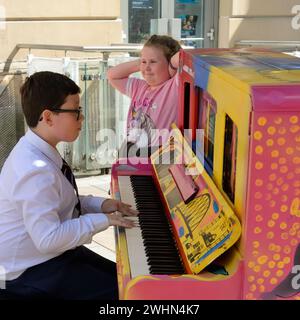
[107, 59, 141, 92]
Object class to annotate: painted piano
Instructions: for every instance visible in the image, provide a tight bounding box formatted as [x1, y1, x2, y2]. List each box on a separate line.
[111, 48, 300, 300]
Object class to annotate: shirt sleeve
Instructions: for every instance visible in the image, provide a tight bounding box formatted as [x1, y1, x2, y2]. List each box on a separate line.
[112, 77, 129, 95]
[79, 195, 106, 214]
[126, 77, 148, 98]
[13, 169, 110, 255]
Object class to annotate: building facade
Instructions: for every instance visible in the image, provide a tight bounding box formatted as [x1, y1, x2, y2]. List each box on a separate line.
[121, 0, 300, 49]
[219, 0, 300, 47]
[0, 0, 122, 63]
[0, 0, 299, 64]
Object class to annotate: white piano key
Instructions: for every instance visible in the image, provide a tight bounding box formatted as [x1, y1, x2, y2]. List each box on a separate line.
[118, 176, 150, 277]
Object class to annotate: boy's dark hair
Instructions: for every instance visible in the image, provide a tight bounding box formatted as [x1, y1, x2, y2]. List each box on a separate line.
[20, 71, 81, 128]
[143, 34, 181, 63]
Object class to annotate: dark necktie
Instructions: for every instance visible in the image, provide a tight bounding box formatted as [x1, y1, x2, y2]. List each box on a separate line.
[61, 158, 82, 217]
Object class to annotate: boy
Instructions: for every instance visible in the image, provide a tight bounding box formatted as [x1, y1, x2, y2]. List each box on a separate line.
[0, 71, 137, 299]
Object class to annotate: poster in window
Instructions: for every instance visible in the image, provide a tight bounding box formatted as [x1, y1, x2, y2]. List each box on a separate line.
[181, 14, 198, 36]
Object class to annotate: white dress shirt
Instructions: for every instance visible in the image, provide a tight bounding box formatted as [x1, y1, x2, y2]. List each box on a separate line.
[0, 129, 109, 280]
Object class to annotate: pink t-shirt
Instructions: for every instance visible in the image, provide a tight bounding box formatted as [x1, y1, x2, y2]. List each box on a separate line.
[118, 75, 179, 147]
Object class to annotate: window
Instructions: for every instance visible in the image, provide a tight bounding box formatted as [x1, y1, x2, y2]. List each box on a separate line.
[198, 90, 216, 176]
[175, 0, 204, 48]
[128, 0, 160, 43]
[222, 115, 238, 203]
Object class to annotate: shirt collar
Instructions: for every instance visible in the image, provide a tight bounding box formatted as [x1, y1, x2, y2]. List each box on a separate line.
[25, 129, 63, 169]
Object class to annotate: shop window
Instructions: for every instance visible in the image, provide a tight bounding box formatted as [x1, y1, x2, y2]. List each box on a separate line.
[129, 0, 160, 43]
[175, 0, 204, 48]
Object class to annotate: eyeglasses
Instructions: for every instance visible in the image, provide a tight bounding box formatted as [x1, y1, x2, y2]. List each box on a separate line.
[39, 107, 83, 121]
[52, 107, 82, 121]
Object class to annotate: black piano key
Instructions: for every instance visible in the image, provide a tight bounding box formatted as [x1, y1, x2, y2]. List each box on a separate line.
[139, 215, 166, 219]
[147, 257, 182, 264]
[141, 231, 172, 236]
[145, 249, 179, 256]
[149, 267, 183, 274]
[143, 238, 175, 244]
[145, 251, 179, 258]
[145, 247, 179, 254]
[145, 246, 179, 252]
[140, 223, 170, 227]
[149, 263, 183, 270]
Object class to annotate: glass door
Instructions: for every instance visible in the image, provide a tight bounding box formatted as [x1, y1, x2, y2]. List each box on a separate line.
[128, 0, 161, 43]
[174, 0, 218, 48]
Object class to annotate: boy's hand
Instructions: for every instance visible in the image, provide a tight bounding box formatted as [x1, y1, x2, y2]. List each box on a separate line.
[106, 213, 137, 228]
[117, 201, 139, 216]
[101, 199, 138, 216]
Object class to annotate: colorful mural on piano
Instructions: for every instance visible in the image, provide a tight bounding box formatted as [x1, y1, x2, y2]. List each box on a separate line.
[151, 127, 241, 274]
[179, 48, 300, 300]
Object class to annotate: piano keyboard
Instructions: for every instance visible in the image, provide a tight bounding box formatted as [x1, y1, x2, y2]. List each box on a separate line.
[118, 175, 185, 278]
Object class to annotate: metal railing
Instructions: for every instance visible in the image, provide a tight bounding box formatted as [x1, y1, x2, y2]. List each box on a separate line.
[3, 43, 142, 74]
[65, 57, 135, 174]
[0, 74, 25, 170]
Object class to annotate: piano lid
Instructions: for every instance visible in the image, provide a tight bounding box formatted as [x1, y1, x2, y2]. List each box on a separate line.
[150, 124, 241, 274]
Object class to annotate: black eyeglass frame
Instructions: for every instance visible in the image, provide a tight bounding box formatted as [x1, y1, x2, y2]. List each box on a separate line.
[39, 107, 82, 121]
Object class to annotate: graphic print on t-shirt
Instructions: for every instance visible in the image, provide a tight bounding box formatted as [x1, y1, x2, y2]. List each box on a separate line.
[127, 107, 156, 148]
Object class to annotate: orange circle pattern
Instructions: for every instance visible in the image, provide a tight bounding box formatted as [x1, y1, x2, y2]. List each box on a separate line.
[245, 115, 300, 300]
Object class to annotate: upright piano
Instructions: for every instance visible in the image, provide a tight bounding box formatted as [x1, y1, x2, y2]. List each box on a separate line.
[112, 48, 300, 300]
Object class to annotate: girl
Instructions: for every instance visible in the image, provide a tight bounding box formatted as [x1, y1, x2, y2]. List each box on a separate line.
[107, 34, 181, 158]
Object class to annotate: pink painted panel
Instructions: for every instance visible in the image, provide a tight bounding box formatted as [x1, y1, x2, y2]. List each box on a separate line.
[251, 85, 300, 112]
[244, 111, 300, 300]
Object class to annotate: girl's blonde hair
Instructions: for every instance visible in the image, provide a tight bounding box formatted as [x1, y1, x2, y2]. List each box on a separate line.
[143, 34, 181, 62]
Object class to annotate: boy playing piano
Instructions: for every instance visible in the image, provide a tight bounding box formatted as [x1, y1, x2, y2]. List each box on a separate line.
[0, 71, 137, 299]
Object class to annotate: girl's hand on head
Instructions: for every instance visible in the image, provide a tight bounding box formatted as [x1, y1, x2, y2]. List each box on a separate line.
[168, 51, 180, 78]
[168, 64, 177, 78]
